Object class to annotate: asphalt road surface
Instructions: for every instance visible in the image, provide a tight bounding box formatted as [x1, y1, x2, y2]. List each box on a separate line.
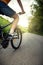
[0, 33, 43, 65]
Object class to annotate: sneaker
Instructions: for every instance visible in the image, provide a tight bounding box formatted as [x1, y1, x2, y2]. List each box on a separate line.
[8, 34, 14, 39]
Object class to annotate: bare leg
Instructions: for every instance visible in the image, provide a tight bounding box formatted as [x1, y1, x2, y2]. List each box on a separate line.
[9, 14, 19, 34]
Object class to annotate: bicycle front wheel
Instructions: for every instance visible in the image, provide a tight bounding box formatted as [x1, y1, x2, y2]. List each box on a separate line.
[11, 28, 22, 50]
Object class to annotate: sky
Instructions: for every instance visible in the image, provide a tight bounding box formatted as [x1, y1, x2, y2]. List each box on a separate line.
[0, 0, 34, 27]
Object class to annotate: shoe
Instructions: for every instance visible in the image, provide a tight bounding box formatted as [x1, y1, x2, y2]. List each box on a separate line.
[8, 34, 14, 39]
[9, 33, 14, 36]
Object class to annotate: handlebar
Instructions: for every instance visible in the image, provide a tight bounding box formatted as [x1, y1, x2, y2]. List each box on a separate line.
[17, 12, 25, 15]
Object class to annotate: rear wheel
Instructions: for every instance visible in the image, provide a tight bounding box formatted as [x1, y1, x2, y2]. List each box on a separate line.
[11, 28, 22, 50]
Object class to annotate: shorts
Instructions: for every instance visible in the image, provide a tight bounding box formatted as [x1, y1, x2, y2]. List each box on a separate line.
[0, 1, 16, 17]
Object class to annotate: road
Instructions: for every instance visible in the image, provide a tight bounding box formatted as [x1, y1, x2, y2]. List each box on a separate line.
[0, 33, 43, 65]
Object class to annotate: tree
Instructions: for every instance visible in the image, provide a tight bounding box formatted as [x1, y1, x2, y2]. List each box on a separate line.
[28, 0, 43, 35]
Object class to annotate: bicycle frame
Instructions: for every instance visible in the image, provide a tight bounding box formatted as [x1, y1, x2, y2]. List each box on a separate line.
[0, 22, 13, 30]
[0, 21, 22, 49]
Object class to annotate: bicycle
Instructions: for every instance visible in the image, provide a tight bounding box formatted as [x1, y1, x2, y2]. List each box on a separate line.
[0, 18, 22, 50]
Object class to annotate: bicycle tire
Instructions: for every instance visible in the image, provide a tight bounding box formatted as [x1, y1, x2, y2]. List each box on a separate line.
[11, 28, 22, 50]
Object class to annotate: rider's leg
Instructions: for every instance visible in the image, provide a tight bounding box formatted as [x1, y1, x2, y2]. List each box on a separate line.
[0, 1, 19, 35]
[9, 14, 19, 34]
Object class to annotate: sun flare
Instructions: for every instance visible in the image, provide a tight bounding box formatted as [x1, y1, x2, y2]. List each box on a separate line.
[8, 0, 33, 27]
[0, 0, 34, 28]
[18, 15, 28, 27]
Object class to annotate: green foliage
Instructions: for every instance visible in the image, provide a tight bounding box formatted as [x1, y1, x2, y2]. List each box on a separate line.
[35, 0, 43, 6]
[0, 16, 28, 33]
[18, 26, 28, 33]
[28, 0, 43, 35]
[28, 17, 43, 35]
[0, 16, 11, 33]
